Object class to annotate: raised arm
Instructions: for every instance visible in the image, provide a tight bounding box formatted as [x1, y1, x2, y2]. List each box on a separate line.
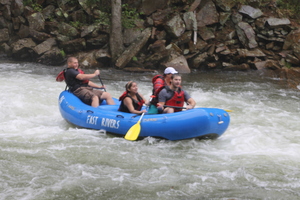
[76, 70, 99, 80]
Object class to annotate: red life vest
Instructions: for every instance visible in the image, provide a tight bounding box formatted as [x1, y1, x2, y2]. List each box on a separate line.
[151, 75, 165, 105]
[118, 91, 145, 113]
[152, 75, 164, 95]
[165, 87, 185, 112]
[56, 69, 66, 82]
[56, 68, 89, 84]
[78, 69, 89, 84]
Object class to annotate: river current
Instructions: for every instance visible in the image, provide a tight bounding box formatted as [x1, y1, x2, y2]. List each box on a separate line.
[0, 60, 300, 200]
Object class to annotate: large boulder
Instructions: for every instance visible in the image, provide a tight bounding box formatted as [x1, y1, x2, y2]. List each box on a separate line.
[27, 12, 45, 31]
[196, 0, 219, 27]
[238, 5, 263, 19]
[0, 28, 9, 42]
[140, 0, 169, 15]
[236, 22, 258, 49]
[164, 55, 191, 73]
[283, 28, 300, 50]
[33, 38, 57, 55]
[164, 13, 186, 38]
[11, 38, 37, 60]
[11, 0, 24, 17]
[37, 46, 65, 65]
[61, 38, 86, 53]
[116, 28, 151, 68]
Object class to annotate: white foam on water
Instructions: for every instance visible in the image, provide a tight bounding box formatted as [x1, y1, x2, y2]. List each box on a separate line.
[1, 62, 300, 199]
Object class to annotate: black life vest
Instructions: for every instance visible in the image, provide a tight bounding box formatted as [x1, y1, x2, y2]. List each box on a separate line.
[118, 91, 145, 113]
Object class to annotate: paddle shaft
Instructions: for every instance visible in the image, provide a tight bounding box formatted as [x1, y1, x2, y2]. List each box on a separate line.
[164, 105, 232, 112]
[138, 112, 145, 122]
[164, 105, 186, 109]
[98, 75, 106, 92]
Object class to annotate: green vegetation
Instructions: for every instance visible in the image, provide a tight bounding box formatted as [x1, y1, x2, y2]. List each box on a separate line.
[276, 0, 300, 19]
[70, 21, 82, 29]
[86, 0, 111, 12]
[23, 0, 42, 12]
[88, 2, 143, 28]
[94, 11, 111, 26]
[284, 61, 292, 68]
[121, 4, 144, 29]
[60, 49, 66, 57]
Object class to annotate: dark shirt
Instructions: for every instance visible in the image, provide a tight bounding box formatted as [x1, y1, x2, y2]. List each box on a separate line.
[65, 68, 88, 92]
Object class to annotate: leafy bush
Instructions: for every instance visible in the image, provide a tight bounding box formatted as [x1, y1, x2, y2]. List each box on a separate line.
[23, 0, 42, 12]
[122, 4, 143, 29]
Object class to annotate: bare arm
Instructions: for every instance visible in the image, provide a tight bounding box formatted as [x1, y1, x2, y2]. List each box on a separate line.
[88, 81, 105, 89]
[76, 70, 99, 80]
[186, 98, 196, 110]
[124, 97, 146, 114]
[140, 93, 150, 106]
[157, 101, 166, 112]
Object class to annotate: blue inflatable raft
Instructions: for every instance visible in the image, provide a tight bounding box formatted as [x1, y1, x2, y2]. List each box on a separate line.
[58, 90, 230, 140]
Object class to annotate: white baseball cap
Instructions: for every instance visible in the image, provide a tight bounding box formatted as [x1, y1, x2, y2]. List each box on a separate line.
[164, 67, 178, 74]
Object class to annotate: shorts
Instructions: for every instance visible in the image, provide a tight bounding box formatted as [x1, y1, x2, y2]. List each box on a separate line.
[73, 87, 104, 105]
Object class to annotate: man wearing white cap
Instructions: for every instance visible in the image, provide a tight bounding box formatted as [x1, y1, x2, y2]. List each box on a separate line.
[164, 67, 178, 75]
[148, 67, 178, 114]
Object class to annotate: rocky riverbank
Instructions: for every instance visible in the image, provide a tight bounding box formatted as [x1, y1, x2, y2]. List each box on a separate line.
[0, 0, 300, 89]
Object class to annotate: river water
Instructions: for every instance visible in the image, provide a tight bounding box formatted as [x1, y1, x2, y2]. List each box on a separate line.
[0, 59, 300, 200]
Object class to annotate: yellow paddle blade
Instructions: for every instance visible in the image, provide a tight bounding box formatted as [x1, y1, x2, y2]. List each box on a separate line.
[124, 121, 141, 141]
[224, 109, 233, 112]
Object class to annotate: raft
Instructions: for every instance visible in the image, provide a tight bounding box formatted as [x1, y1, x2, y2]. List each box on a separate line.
[58, 90, 230, 140]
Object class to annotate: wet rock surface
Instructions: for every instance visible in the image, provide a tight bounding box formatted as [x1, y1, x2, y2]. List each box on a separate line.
[0, 0, 300, 89]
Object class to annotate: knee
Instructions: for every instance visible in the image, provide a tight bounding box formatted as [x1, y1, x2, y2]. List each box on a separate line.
[102, 92, 112, 98]
[92, 95, 98, 101]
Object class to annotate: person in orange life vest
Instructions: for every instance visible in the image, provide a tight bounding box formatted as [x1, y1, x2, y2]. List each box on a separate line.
[148, 67, 178, 114]
[64, 57, 115, 107]
[152, 67, 178, 96]
[118, 81, 150, 114]
[157, 74, 196, 114]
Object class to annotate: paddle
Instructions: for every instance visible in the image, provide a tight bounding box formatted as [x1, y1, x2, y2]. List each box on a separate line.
[164, 105, 232, 112]
[124, 112, 145, 141]
[98, 75, 106, 92]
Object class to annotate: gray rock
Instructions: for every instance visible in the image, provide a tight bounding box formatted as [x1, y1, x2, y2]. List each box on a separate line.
[239, 5, 263, 19]
[196, 0, 219, 27]
[0, 28, 9, 42]
[266, 17, 291, 27]
[164, 55, 191, 73]
[34, 38, 57, 55]
[236, 22, 258, 49]
[27, 12, 45, 32]
[164, 13, 185, 38]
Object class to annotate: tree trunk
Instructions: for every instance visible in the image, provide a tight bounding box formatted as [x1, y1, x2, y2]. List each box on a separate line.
[110, 0, 124, 63]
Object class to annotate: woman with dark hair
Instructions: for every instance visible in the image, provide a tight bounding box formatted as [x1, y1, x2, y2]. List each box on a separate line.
[118, 81, 149, 114]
